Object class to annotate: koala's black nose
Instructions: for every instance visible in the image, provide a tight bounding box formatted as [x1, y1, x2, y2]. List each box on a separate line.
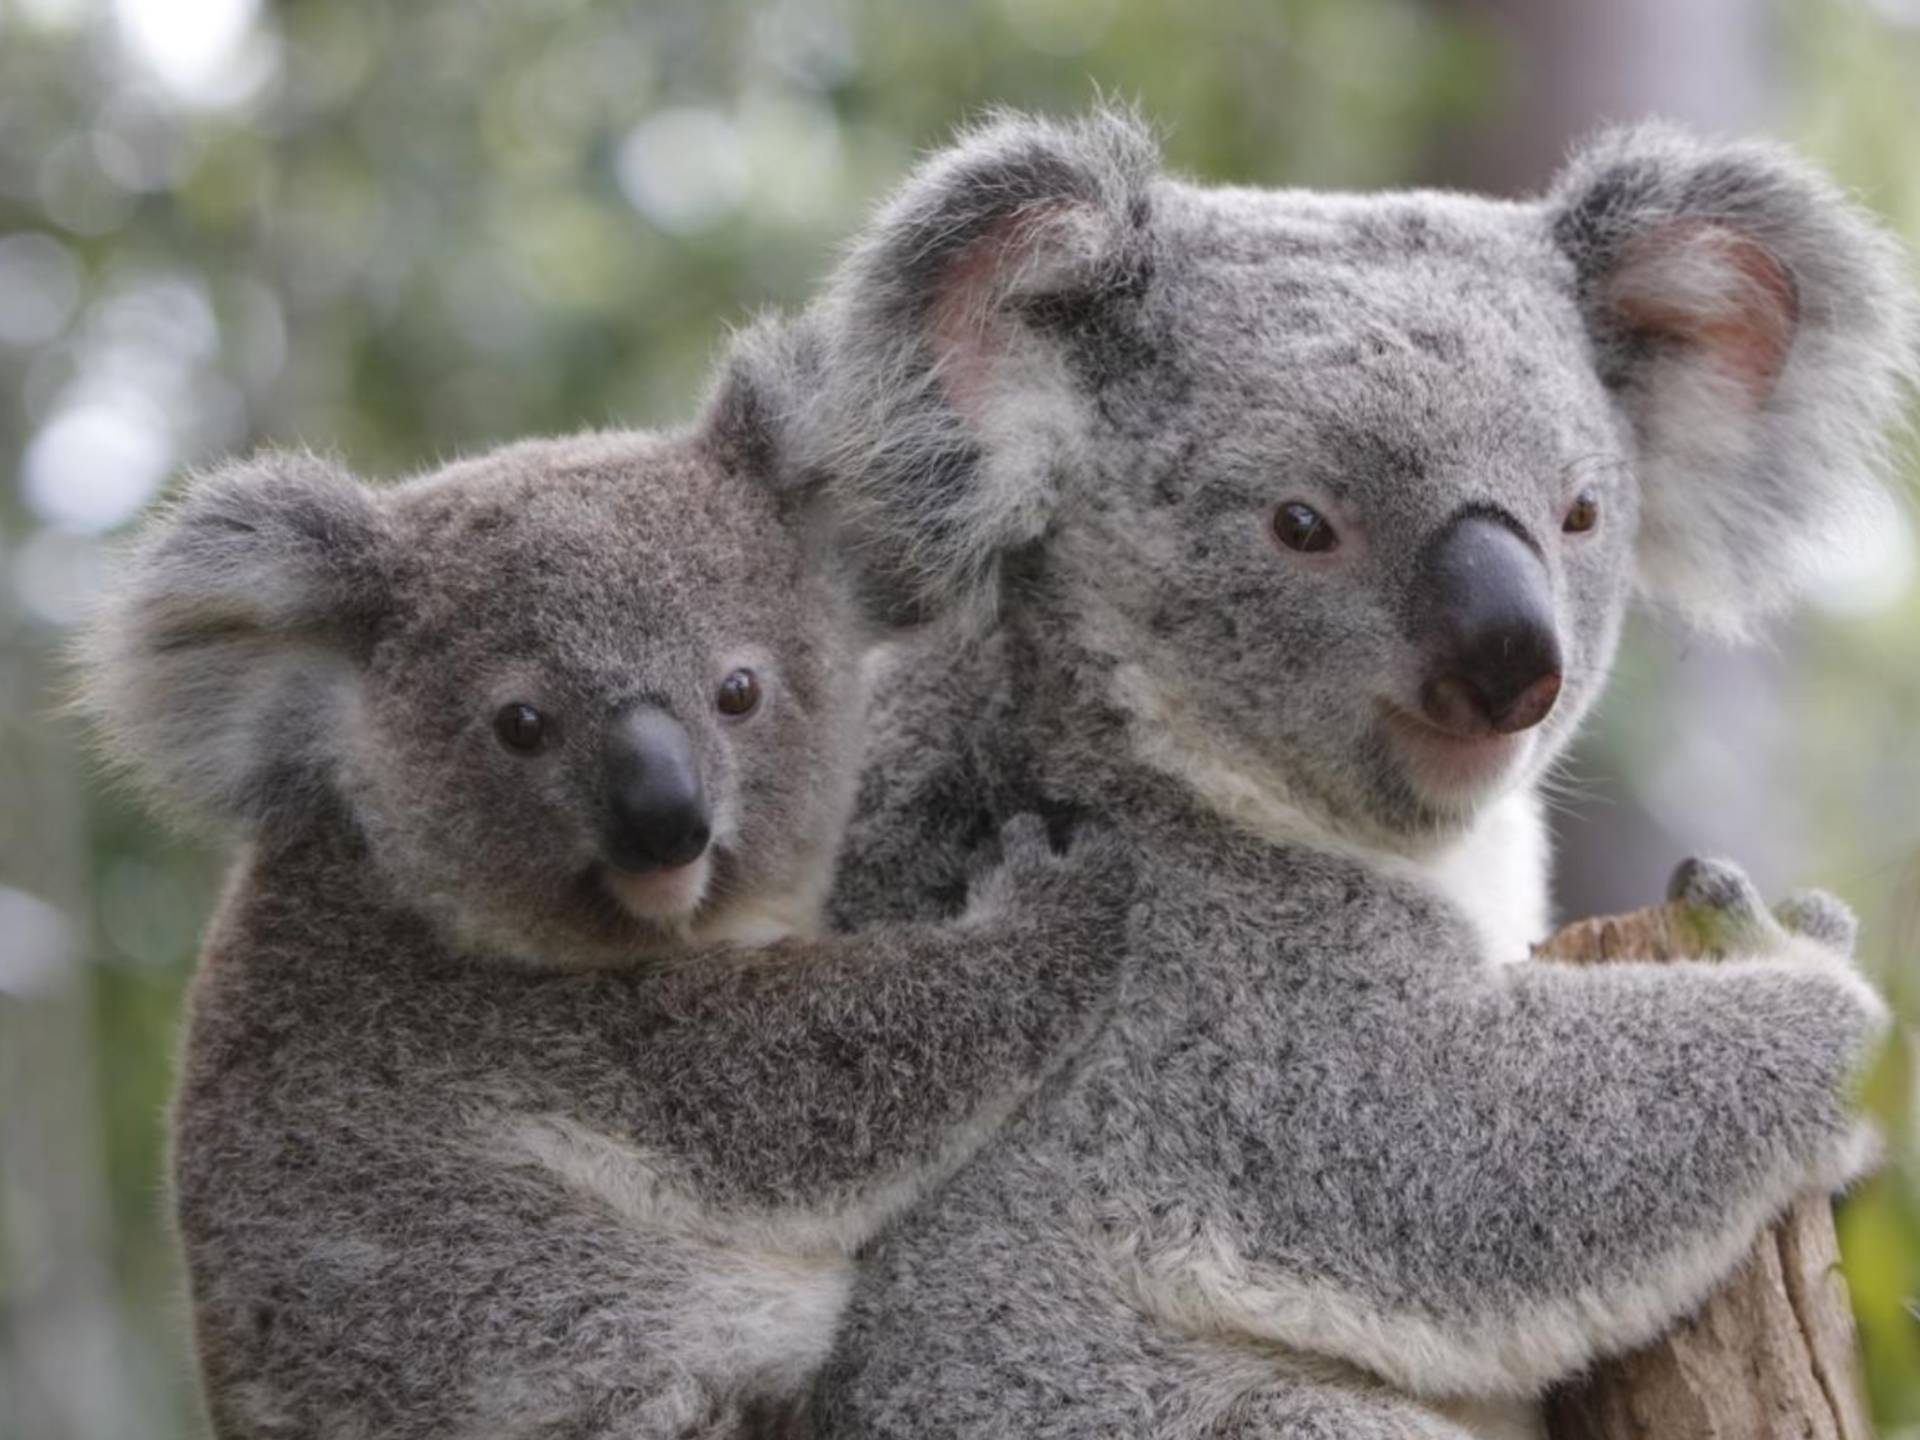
[1415, 513, 1563, 738]
[601, 706, 711, 871]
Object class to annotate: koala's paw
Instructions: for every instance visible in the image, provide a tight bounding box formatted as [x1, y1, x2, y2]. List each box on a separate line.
[1774, 889, 1860, 956]
[1667, 854, 1768, 921]
[1667, 865, 1892, 1193]
[1667, 855, 1786, 957]
[968, 814, 1133, 952]
[961, 813, 1045, 912]
[1668, 859, 1872, 984]
[991, 814, 1133, 909]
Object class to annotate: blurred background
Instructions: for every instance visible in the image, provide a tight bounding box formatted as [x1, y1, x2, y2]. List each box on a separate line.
[0, 0, 1915, 1434]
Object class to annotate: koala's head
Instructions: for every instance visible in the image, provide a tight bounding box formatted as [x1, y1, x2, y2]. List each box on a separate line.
[83, 320, 876, 964]
[810, 110, 1916, 844]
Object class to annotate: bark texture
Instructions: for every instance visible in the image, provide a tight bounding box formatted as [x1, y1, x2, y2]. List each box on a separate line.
[1534, 904, 1873, 1440]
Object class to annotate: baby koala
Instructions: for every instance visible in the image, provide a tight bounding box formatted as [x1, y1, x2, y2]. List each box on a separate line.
[79, 321, 1128, 1439]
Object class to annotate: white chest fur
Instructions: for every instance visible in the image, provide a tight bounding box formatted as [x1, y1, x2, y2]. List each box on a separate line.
[1113, 659, 1554, 964]
[1417, 789, 1553, 965]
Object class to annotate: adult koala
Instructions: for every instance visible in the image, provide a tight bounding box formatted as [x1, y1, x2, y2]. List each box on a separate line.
[79, 321, 1129, 1440]
[808, 111, 1916, 1437]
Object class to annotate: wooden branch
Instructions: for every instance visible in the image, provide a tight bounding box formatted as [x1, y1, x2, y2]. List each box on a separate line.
[1534, 903, 1873, 1440]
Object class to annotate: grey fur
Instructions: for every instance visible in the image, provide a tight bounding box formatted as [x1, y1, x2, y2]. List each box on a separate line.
[1776, 891, 1861, 953]
[1550, 125, 1918, 634]
[809, 111, 1911, 1437]
[78, 321, 1130, 1438]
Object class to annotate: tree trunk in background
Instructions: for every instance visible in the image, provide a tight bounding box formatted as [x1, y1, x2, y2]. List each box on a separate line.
[1437, 0, 1770, 195]
[1533, 905, 1872, 1440]
[1430, 0, 1812, 923]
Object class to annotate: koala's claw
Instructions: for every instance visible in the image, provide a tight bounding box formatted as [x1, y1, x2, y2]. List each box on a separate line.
[1666, 855, 1783, 956]
[1666, 859, 1859, 963]
[1775, 890, 1859, 954]
[1666, 855, 1761, 913]
[1667, 856, 1767, 919]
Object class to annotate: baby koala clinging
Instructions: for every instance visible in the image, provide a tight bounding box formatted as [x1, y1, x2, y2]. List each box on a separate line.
[79, 318, 1129, 1439]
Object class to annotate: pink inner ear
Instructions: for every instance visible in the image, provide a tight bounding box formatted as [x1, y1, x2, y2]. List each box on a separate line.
[928, 235, 1008, 422]
[927, 203, 1072, 423]
[1607, 221, 1799, 401]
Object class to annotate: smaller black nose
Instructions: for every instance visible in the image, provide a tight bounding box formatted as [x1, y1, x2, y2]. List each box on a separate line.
[602, 707, 711, 871]
[1416, 514, 1563, 738]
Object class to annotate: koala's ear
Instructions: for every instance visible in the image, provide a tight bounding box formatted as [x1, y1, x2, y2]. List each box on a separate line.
[1549, 124, 1919, 636]
[702, 313, 965, 635]
[77, 451, 390, 832]
[807, 106, 1160, 625]
[699, 311, 826, 495]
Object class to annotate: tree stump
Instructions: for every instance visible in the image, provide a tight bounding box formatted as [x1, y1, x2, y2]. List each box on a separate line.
[1533, 904, 1873, 1440]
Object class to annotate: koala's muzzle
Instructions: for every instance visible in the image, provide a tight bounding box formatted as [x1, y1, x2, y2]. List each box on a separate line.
[601, 706, 712, 871]
[1414, 514, 1562, 738]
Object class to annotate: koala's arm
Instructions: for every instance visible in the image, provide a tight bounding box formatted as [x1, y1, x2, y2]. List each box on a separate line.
[606, 818, 1126, 1221]
[1241, 863, 1886, 1397]
[828, 631, 1007, 930]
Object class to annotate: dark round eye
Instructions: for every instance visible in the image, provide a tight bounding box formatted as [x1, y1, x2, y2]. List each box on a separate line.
[1273, 501, 1339, 554]
[1563, 490, 1601, 535]
[493, 702, 546, 754]
[716, 669, 761, 718]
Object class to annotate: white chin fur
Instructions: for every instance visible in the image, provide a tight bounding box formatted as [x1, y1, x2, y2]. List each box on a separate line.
[1382, 709, 1538, 809]
[603, 855, 711, 923]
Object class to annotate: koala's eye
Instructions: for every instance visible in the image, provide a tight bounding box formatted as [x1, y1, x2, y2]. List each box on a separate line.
[716, 669, 761, 718]
[1563, 491, 1601, 535]
[493, 702, 547, 754]
[1272, 501, 1339, 555]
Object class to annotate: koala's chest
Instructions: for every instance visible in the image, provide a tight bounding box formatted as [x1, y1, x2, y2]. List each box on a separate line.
[1094, 799, 1549, 1069]
[1419, 792, 1553, 962]
[1059, 849, 1495, 1146]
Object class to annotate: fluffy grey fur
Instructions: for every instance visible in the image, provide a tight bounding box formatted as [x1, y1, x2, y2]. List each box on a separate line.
[810, 110, 1914, 1437]
[78, 320, 1130, 1439]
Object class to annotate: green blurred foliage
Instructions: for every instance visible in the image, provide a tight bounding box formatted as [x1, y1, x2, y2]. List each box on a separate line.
[1783, 4, 1920, 1426]
[0, 1, 1914, 1436]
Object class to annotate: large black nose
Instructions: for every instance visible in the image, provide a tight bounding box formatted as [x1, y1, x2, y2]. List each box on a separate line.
[602, 706, 711, 871]
[1414, 513, 1563, 737]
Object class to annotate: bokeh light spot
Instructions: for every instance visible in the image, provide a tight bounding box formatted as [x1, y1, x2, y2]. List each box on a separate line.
[0, 886, 78, 997]
[615, 107, 750, 236]
[112, 0, 274, 109]
[22, 401, 174, 534]
[99, 859, 207, 968]
[1811, 491, 1917, 619]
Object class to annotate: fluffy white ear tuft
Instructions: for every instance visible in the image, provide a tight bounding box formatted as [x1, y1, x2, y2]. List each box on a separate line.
[805, 105, 1161, 628]
[76, 451, 390, 832]
[1550, 123, 1919, 637]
